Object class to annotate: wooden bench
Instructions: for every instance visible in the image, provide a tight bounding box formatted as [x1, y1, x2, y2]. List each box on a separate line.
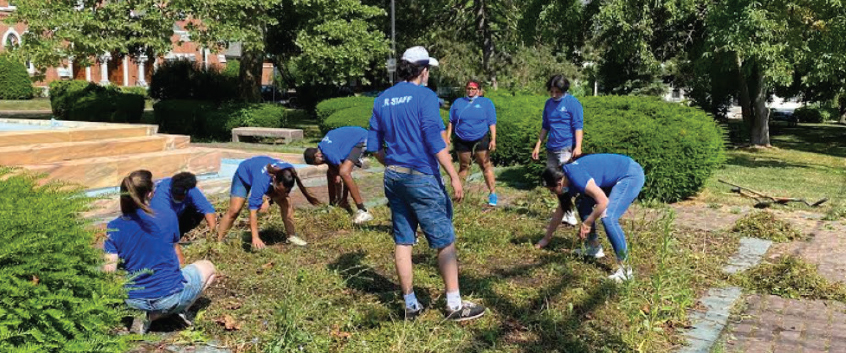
[231, 127, 304, 144]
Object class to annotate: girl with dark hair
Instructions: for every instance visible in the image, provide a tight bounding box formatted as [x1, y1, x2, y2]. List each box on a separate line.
[536, 154, 645, 283]
[217, 156, 321, 250]
[446, 79, 499, 206]
[532, 74, 585, 225]
[150, 172, 217, 239]
[103, 170, 217, 334]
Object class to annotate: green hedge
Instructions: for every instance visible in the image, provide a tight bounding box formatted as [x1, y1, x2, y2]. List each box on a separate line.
[794, 104, 838, 123]
[0, 168, 128, 352]
[0, 54, 34, 100]
[49, 80, 145, 123]
[149, 59, 238, 102]
[315, 96, 375, 124]
[154, 100, 304, 140]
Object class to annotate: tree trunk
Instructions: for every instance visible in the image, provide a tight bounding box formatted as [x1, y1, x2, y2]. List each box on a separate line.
[736, 55, 754, 142]
[475, 0, 495, 88]
[748, 63, 771, 147]
[238, 49, 264, 103]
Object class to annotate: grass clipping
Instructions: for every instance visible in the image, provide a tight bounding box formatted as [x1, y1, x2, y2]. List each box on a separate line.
[738, 255, 846, 301]
[731, 211, 803, 242]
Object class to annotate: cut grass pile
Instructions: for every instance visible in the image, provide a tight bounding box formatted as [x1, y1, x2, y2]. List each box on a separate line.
[731, 211, 804, 242]
[165, 184, 739, 352]
[735, 255, 846, 301]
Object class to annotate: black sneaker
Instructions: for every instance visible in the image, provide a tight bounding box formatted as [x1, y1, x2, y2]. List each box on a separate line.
[445, 301, 486, 322]
[404, 304, 424, 320]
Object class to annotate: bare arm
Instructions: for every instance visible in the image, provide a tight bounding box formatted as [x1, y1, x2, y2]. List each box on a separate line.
[435, 148, 463, 202]
[204, 213, 217, 234]
[374, 150, 386, 166]
[338, 160, 364, 206]
[174, 244, 185, 266]
[489, 124, 497, 152]
[446, 123, 454, 146]
[249, 209, 265, 250]
[573, 130, 584, 158]
[582, 180, 608, 227]
[103, 253, 119, 273]
[532, 129, 548, 160]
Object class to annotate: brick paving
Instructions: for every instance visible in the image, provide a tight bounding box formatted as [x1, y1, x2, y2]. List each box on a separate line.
[725, 294, 846, 353]
[767, 213, 846, 283]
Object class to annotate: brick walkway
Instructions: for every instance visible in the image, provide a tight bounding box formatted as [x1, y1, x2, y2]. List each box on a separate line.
[767, 213, 846, 283]
[725, 294, 846, 353]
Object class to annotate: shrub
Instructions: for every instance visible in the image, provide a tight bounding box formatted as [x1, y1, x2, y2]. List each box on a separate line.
[315, 96, 375, 123]
[0, 168, 128, 352]
[0, 54, 34, 100]
[49, 80, 145, 123]
[149, 59, 239, 102]
[794, 104, 837, 123]
[487, 93, 725, 202]
[223, 60, 240, 78]
[154, 100, 295, 140]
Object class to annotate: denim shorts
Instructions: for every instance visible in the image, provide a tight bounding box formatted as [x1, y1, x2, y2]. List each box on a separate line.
[384, 169, 456, 249]
[230, 174, 251, 199]
[125, 264, 205, 316]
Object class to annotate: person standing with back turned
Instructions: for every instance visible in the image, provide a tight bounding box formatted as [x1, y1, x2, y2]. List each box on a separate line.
[368, 46, 486, 321]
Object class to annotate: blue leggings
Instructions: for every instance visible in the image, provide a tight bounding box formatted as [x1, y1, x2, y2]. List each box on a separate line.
[576, 162, 645, 261]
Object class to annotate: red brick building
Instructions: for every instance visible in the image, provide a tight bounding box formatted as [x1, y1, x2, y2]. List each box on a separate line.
[0, 1, 273, 89]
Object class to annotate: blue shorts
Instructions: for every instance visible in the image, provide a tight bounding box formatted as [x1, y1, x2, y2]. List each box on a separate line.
[125, 264, 205, 316]
[384, 169, 455, 249]
[230, 174, 250, 199]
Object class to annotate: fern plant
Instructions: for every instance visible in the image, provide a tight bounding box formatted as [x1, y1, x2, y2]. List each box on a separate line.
[0, 168, 129, 352]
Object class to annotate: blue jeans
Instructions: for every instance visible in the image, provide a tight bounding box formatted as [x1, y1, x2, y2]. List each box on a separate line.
[576, 161, 645, 261]
[384, 169, 456, 249]
[125, 264, 205, 316]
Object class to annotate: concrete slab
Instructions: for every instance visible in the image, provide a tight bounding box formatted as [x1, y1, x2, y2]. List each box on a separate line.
[231, 127, 303, 143]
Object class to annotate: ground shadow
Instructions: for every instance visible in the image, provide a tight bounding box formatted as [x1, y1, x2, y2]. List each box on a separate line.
[326, 250, 435, 310]
[724, 120, 846, 158]
[724, 153, 812, 170]
[239, 225, 292, 251]
[497, 167, 537, 190]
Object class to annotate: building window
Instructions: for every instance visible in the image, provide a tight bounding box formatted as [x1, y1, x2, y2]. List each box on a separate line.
[672, 88, 681, 99]
[5, 33, 19, 48]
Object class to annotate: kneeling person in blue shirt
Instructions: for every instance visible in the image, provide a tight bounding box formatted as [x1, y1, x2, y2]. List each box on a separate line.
[303, 126, 374, 224]
[151, 172, 217, 239]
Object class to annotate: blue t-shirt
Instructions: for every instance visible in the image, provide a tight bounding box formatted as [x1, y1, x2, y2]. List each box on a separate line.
[542, 94, 584, 151]
[319, 126, 368, 167]
[367, 82, 446, 175]
[235, 156, 294, 210]
[104, 208, 184, 299]
[562, 154, 636, 194]
[150, 178, 216, 218]
[449, 96, 496, 141]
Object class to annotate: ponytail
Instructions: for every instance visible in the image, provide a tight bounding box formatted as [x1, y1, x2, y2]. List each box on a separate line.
[120, 170, 154, 215]
[267, 164, 321, 206]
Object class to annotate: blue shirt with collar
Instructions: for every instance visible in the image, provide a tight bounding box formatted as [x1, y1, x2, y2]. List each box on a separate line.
[104, 208, 184, 299]
[542, 94, 584, 151]
[151, 177, 216, 218]
[367, 81, 446, 175]
[235, 156, 294, 210]
[319, 126, 368, 167]
[562, 154, 635, 194]
[449, 96, 496, 141]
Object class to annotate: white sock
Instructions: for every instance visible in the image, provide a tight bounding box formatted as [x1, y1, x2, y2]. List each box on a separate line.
[446, 290, 462, 311]
[403, 292, 420, 310]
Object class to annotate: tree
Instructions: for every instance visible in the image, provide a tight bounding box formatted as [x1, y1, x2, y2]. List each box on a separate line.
[792, 2, 846, 124]
[7, 0, 178, 72]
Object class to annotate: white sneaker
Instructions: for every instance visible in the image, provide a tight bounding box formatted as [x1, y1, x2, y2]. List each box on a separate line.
[573, 244, 605, 259]
[608, 266, 633, 283]
[287, 235, 308, 246]
[562, 211, 578, 226]
[353, 209, 374, 224]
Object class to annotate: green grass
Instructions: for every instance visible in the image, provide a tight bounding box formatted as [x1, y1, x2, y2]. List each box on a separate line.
[162, 179, 740, 352]
[700, 123, 846, 219]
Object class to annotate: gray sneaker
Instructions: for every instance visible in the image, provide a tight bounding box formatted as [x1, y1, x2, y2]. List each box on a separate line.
[130, 314, 151, 334]
[445, 301, 486, 322]
[405, 304, 424, 320]
[287, 235, 308, 246]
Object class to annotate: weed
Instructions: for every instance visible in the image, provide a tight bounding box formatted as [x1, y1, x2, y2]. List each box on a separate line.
[731, 211, 804, 242]
[730, 207, 741, 214]
[735, 255, 846, 301]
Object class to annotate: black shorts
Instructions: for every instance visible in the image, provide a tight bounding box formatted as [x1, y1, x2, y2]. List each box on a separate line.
[454, 135, 490, 153]
[347, 143, 365, 168]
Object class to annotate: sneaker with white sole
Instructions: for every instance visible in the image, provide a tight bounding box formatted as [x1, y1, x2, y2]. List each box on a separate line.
[561, 211, 578, 226]
[353, 209, 374, 224]
[445, 300, 486, 322]
[405, 304, 424, 320]
[177, 312, 193, 326]
[287, 235, 308, 246]
[573, 244, 605, 259]
[488, 193, 498, 207]
[608, 266, 633, 283]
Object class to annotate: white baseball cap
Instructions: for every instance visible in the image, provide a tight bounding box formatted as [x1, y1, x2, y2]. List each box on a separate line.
[401, 46, 439, 67]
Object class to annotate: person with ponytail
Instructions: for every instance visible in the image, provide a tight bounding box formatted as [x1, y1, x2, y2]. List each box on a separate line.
[217, 156, 321, 249]
[446, 79, 499, 206]
[102, 170, 217, 334]
[536, 154, 645, 283]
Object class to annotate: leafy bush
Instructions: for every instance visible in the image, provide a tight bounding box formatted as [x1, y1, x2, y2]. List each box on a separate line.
[732, 211, 804, 242]
[0, 54, 34, 100]
[0, 168, 128, 352]
[223, 60, 240, 78]
[119, 86, 148, 98]
[154, 100, 297, 140]
[49, 80, 145, 123]
[794, 104, 837, 123]
[149, 59, 239, 102]
[315, 96, 374, 123]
